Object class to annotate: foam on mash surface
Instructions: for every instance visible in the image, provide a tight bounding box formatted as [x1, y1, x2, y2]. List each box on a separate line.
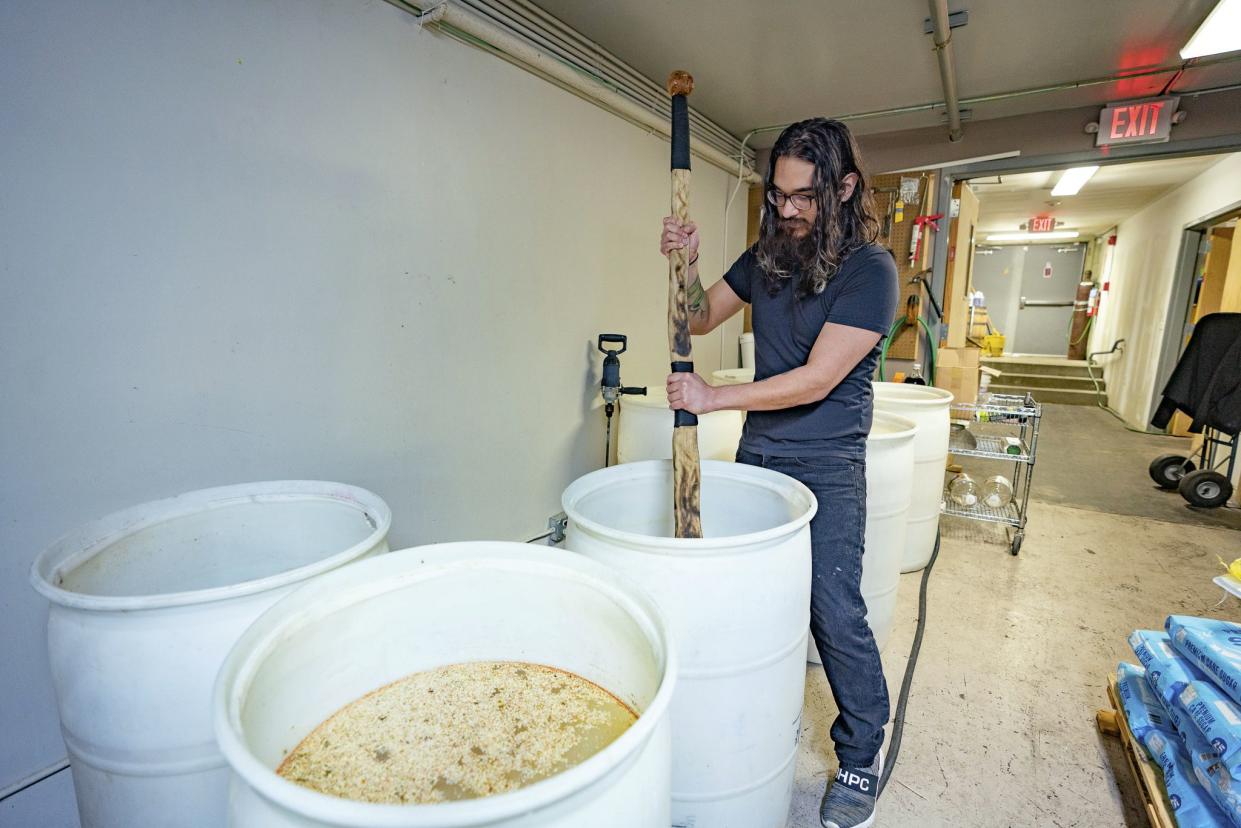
[278, 661, 637, 804]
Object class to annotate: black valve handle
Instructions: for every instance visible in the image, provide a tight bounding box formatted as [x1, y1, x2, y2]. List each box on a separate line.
[597, 334, 628, 354]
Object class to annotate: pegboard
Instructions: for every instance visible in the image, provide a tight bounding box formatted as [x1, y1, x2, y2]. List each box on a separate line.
[872, 171, 937, 362]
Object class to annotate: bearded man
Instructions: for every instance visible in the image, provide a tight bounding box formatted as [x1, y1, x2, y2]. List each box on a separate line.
[659, 117, 898, 828]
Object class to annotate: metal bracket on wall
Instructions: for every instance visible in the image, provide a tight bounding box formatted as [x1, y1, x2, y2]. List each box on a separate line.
[923, 9, 968, 33]
[546, 511, 568, 545]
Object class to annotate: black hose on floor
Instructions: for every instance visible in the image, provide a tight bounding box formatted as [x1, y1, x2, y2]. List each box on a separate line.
[878, 528, 941, 797]
[0, 760, 70, 804]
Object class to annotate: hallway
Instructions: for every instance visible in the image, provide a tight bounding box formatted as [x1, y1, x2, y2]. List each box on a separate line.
[791, 403, 1241, 826]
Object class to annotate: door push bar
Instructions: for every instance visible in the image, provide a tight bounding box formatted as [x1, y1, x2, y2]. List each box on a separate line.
[1019, 297, 1074, 309]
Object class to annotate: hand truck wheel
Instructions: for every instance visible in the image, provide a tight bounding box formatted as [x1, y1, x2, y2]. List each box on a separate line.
[1149, 454, 1194, 490]
[1178, 469, 1234, 509]
[1010, 531, 1023, 556]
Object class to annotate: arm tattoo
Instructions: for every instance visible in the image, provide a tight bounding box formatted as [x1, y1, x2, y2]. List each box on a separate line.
[688, 276, 708, 316]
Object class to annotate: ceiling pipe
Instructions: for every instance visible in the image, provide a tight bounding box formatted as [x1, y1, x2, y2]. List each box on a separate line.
[744, 52, 1241, 142]
[385, 0, 760, 182]
[927, 0, 965, 142]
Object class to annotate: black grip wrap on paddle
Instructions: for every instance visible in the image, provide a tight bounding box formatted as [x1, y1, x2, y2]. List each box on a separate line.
[670, 361, 698, 427]
[671, 94, 690, 171]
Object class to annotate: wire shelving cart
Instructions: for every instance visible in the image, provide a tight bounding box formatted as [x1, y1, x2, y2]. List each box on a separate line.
[941, 392, 1042, 555]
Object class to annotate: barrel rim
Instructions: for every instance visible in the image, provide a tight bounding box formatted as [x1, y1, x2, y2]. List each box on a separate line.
[872, 381, 954, 406]
[868, 411, 919, 441]
[212, 542, 678, 827]
[560, 459, 817, 553]
[29, 480, 393, 612]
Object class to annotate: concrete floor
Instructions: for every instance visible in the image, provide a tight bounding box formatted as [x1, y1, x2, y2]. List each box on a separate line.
[790, 404, 1241, 827]
[1034, 404, 1241, 531]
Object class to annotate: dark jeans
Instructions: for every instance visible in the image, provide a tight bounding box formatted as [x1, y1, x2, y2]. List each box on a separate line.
[736, 448, 889, 769]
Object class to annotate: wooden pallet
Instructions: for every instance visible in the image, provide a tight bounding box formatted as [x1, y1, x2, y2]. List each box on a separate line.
[1096, 674, 1177, 828]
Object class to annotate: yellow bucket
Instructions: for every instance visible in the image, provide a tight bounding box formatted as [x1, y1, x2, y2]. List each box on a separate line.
[980, 333, 1005, 357]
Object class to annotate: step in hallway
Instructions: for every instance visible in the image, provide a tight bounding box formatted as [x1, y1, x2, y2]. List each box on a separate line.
[982, 356, 1107, 408]
[791, 403, 1241, 827]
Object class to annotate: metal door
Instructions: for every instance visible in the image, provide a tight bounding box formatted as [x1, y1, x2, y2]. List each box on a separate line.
[1012, 243, 1087, 355]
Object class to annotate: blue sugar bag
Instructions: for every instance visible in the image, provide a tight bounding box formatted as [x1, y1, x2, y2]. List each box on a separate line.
[1168, 616, 1241, 708]
[1143, 728, 1231, 827]
[1118, 662, 1175, 743]
[1131, 629, 1211, 718]
[1179, 720, 1241, 826]
[1181, 679, 1241, 778]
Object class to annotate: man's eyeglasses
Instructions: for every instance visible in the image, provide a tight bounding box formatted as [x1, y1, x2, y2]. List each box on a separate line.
[766, 188, 815, 211]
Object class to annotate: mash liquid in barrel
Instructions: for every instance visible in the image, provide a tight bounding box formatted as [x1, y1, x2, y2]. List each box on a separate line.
[277, 661, 637, 804]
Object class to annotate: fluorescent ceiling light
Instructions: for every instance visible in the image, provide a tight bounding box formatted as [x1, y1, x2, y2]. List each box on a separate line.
[986, 231, 1081, 242]
[1051, 166, 1100, 196]
[1182, 0, 1241, 58]
[886, 150, 1021, 173]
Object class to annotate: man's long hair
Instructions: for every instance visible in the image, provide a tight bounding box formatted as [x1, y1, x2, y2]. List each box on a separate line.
[755, 118, 880, 297]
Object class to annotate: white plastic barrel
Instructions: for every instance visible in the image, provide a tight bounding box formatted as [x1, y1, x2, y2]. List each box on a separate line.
[213, 543, 677, 828]
[562, 460, 815, 828]
[739, 332, 755, 370]
[29, 481, 392, 828]
[806, 412, 917, 663]
[617, 388, 744, 464]
[711, 368, 755, 386]
[872, 382, 953, 573]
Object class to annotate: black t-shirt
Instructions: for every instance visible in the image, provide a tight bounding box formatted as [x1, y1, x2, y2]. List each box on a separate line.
[723, 242, 898, 459]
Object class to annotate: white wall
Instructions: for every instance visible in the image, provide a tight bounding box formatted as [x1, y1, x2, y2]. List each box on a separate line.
[0, 0, 747, 798]
[1092, 152, 1241, 427]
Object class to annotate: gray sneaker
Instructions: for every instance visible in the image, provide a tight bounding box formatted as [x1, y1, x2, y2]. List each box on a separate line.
[820, 748, 883, 828]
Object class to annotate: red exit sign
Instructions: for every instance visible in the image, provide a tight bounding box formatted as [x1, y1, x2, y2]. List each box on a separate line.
[1029, 215, 1056, 233]
[1096, 96, 1180, 147]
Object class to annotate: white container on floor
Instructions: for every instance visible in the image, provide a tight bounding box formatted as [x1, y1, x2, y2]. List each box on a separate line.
[562, 460, 816, 828]
[617, 388, 744, 464]
[872, 382, 953, 573]
[740, 332, 755, 370]
[213, 543, 677, 828]
[807, 411, 917, 663]
[711, 368, 755, 386]
[29, 481, 392, 828]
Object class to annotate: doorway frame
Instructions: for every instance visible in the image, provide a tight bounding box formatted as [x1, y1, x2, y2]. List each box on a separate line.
[929, 133, 1241, 424]
[1155, 202, 1241, 428]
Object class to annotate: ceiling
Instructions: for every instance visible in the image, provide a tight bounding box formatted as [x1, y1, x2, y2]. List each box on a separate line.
[531, 0, 1241, 145]
[969, 153, 1230, 238]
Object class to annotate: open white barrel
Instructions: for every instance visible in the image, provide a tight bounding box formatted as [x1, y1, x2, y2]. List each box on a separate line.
[710, 368, 755, 386]
[213, 543, 677, 828]
[872, 382, 953, 573]
[617, 388, 743, 464]
[29, 481, 392, 828]
[806, 411, 917, 663]
[562, 460, 815, 828]
[859, 412, 917, 650]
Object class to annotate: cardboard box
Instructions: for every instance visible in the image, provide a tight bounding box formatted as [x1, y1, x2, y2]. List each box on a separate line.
[967, 307, 994, 341]
[934, 347, 981, 405]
